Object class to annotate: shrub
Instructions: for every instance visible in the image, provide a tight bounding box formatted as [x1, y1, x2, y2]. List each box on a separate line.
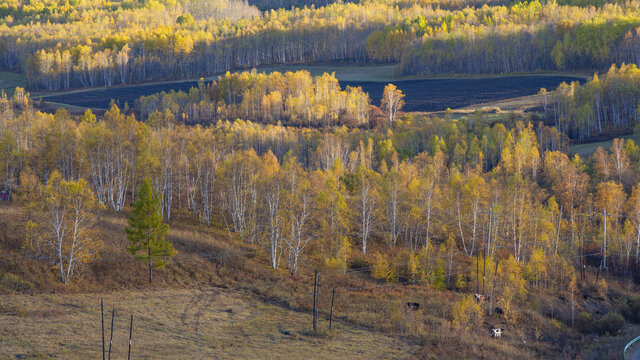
[455, 273, 467, 291]
[576, 311, 595, 334]
[325, 236, 350, 273]
[431, 259, 446, 290]
[597, 312, 625, 335]
[0, 272, 33, 293]
[622, 296, 640, 323]
[615, 296, 630, 319]
[407, 251, 421, 283]
[348, 254, 372, 272]
[451, 295, 484, 331]
[325, 256, 346, 273]
[371, 252, 396, 282]
[596, 278, 608, 299]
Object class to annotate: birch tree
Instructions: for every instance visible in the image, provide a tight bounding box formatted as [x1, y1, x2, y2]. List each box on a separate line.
[219, 149, 259, 243]
[260, 151, 283, 270]
[626, 183, 640, 264]
[283, 158, 315, 274]
[413, 150, 445, 251]
[30, 171, 102, 283]
[82, 105, 137, 211]
[355, 165, 379, 254]
[381, 84, 405, 126]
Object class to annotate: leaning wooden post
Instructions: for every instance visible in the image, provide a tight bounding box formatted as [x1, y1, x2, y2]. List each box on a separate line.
[128, 315, 133, 360]
[101, 299, 105, 360]
[108, 307, 115, 360]
[329, 287, 336, 330]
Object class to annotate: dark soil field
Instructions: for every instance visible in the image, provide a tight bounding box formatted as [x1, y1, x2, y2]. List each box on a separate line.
[39, 75, 584, 112]
[343, 75, 584, 112]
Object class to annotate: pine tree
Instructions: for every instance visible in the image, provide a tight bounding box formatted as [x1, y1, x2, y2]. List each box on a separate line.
[126, 180, 174, 283]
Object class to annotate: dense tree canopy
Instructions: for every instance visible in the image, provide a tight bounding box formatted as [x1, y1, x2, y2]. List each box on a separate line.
[3, 88, 640, 287]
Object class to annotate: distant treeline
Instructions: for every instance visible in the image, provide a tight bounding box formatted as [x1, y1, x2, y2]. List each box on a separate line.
[5, 0, 409, 90]
[370, 1, 640, 75]
[7, 0, 640, 91]
[247, 0, 358, 10]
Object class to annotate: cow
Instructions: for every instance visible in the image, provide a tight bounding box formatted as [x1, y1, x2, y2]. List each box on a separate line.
[495, 307, 504, 315]
[491, 328, 503, 338]
[474, 294, 487, 303]
[475, 294, 502, 304]
[406, 302, 420, 311]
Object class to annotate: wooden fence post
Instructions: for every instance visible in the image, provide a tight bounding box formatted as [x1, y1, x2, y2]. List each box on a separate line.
[108, 308, 115, 360]
[128, 315, 133, 360]
[329, 288, 335, 330]
[101, 299, 105, 360]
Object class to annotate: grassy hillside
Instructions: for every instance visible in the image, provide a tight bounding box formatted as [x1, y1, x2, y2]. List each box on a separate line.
[0, 204, 637, 359]
[0, 288, 417, 359]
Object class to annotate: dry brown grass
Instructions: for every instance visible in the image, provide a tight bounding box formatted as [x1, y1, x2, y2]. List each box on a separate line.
[0, 288, 418, 359]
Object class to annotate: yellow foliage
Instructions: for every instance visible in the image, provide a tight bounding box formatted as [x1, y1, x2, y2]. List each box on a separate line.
[597, 278, 608, 299]
[372, 252, 396, 282]
[525, 248, 547, 287]
[455, 273, 467, 291]
[23, 171, 103, 283]
[407, 251, 421, 283]
[501, 255, 527, 299]
[325, 236, 351, 273]
[451, 295, 484, 331]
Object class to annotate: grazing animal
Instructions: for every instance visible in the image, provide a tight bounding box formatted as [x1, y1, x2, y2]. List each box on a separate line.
[475, 294, 502, 304]
[494, 307, 504, 315]
[491, 328, 502, 338]
[406, 302, 420, 311]
[474, 294, 487, 303]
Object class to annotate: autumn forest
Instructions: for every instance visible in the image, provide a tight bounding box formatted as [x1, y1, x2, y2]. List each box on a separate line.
[3, 0, 640, 358]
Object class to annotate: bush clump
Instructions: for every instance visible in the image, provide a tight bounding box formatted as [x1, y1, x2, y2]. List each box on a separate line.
[0, 272, 33, 293]
[597, 312, 625, 335]
[576, 311, 625, 335]
[576, 311, 595, 334]
[617, 296, 640, 323]
[451, 295, 484, 331]
[348, 255, 372, 273]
